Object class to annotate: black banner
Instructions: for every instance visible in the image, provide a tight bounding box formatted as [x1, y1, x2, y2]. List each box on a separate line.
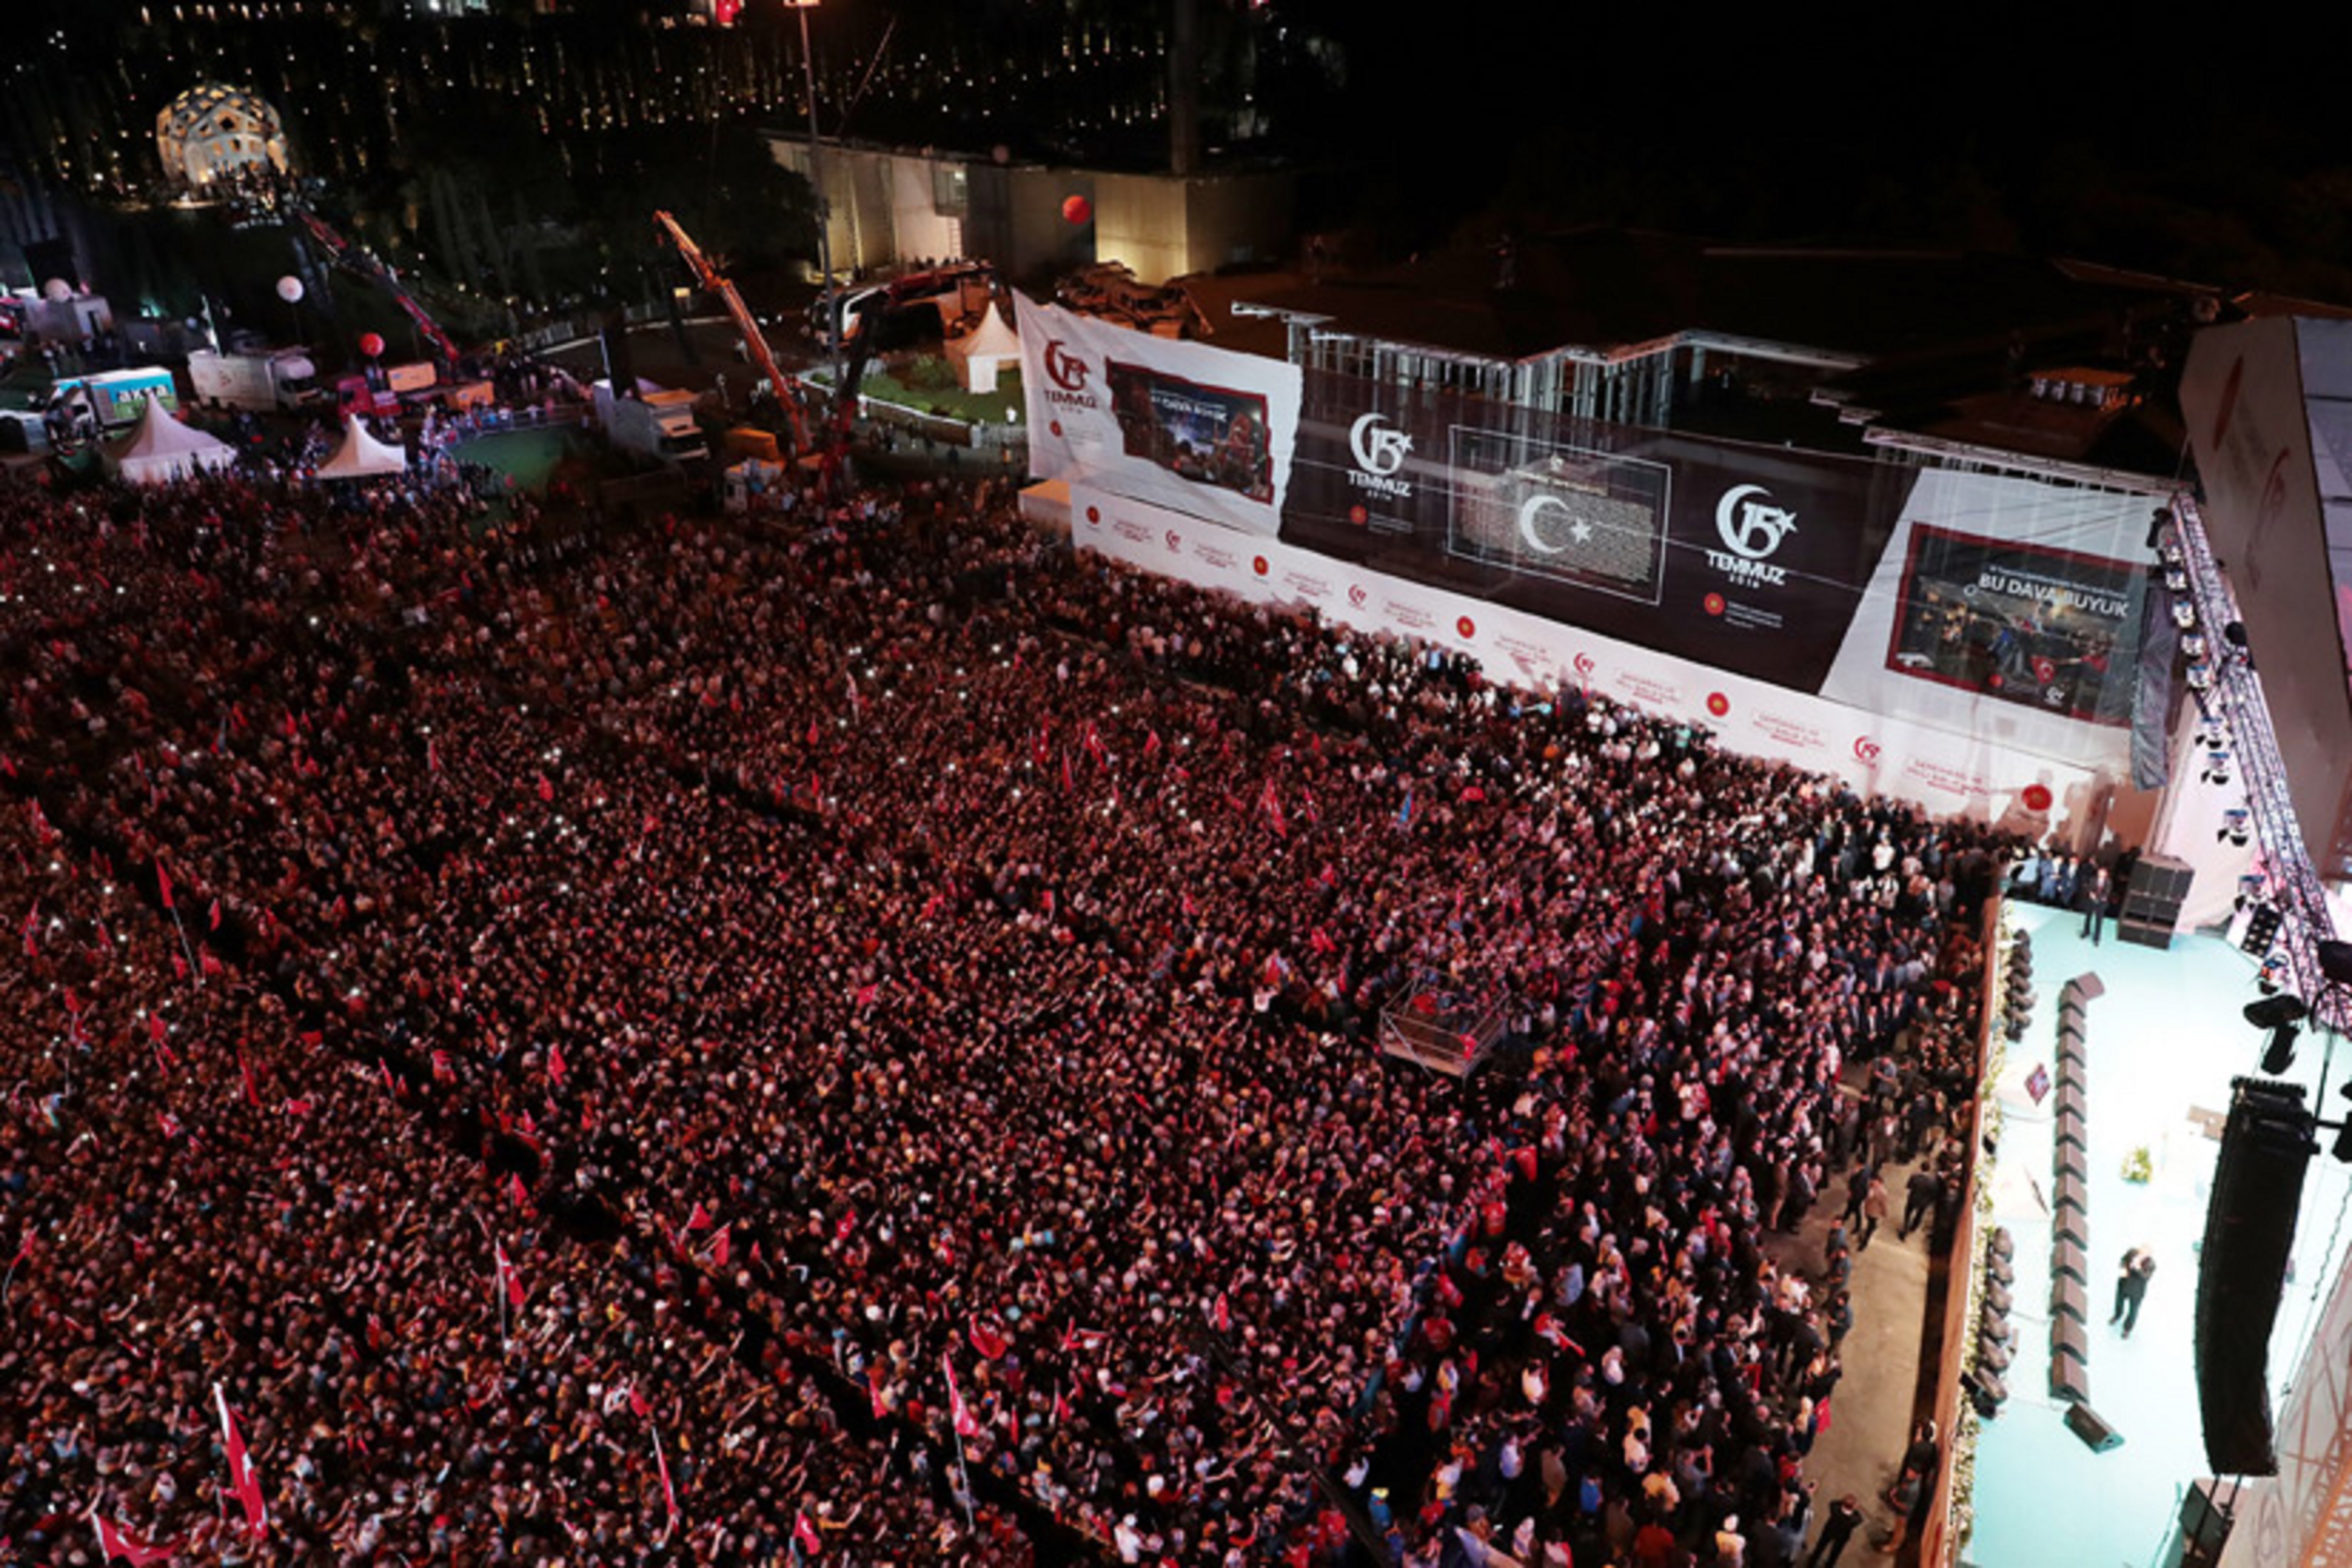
[1281, 371, 1908, 691]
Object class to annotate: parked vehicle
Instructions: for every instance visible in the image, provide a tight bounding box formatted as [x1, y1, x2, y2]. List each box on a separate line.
[46, 366, 179, 435]
[189, 347, 321, 413]
[592, 378, 706, 464]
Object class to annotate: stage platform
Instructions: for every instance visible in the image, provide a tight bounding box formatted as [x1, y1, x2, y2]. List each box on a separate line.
[1966, 903, 2352, 1567]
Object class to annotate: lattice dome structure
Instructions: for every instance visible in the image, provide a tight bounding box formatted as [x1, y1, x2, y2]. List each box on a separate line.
[155, 83, 291, 189]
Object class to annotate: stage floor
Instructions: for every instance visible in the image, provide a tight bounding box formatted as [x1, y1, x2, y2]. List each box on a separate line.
[1966, 903, 2352, 1568]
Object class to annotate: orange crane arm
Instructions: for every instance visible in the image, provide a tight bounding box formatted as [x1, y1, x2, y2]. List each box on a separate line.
[653, 210, 808, 454]
[295, 210, 462, 366]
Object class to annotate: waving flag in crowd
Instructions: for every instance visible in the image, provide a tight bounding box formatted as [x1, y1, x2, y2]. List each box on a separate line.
[214, 1384, 267, 1540]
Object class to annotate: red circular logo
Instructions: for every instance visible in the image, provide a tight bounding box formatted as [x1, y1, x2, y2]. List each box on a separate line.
[1852, 736, 1882, 764]
[1703, 592, 1726, 617]
[2021, 783, 2053, 812]
[1572, 652, 1597, 678]
[1455, 616, 1477, 639]
[1252, 556, 1269, 576]
[1706, 692, 1731, 718]
[1348, 504, 1368, 527]
[1348, 585, 1368, 608]
[1084, 505, 1100, 525]
[1048, 419, 1063, 437]
[1164, 530, 1182, 552]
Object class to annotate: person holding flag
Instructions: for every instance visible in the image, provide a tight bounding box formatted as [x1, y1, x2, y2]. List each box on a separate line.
[215, 1384, 267, 1542]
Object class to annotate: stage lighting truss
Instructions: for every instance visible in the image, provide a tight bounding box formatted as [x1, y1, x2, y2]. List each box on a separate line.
[2169, 500, 2350, 1031]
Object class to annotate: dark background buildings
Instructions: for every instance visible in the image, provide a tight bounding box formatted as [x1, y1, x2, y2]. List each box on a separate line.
[8, 2, 2352, 330]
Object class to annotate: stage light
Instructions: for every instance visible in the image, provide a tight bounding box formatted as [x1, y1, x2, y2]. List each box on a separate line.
[2263, 1023, 2301, 1075]
[2245, 996, 2309, 1030]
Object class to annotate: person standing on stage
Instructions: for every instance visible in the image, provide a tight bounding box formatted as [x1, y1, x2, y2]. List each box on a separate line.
[2080, 862, 2113, 946]
[2111, 1247, 2157, 1337]
[1809, 1493, 1864, 1567]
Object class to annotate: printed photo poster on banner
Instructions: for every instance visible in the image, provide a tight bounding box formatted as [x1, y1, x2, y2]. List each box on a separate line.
[1015, 290, 1301, 537]
[1880, 525, 2144, 725]
[1105, 361, 1275, 503]
[1818, 468, 2146, 774]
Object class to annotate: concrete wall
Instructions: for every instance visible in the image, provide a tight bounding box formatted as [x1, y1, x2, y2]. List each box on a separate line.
[1095, 174, 1191, 286]
[766, 133, 1296, 288]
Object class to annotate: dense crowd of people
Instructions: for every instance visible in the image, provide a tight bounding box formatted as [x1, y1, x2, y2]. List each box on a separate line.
[1, 448, 2006, 1564]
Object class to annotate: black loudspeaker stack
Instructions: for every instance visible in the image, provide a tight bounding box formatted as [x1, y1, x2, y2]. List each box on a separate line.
[2196, 1078, 2315, 1475]
[2120, 855, 2194, 949]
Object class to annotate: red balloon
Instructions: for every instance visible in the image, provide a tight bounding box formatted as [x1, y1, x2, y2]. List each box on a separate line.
[1061, 194, 1092, 226]
[359, 332, 386, 359]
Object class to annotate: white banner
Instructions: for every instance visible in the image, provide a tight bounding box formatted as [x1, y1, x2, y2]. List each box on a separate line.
[1018, 290, 1301, 537]
[1816, 468, 2145, 775]
[1074, 484, 2100, 836]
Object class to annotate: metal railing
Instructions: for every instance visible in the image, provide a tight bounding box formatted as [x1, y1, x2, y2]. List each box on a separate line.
[2167, 499, 2346, 1030]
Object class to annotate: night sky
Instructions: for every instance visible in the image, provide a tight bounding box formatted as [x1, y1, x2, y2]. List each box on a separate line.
[10, 1, 2352, 302]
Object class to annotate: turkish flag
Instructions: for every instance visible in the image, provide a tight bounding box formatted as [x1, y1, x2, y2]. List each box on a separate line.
[89, 1507, 182, 1567]
[494, 1242, 526, 1309]
[944, 1356, 981, 1439]
[215, 1385, 269, 1540]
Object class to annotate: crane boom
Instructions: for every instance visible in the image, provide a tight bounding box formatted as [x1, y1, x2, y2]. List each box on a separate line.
[652, 210, 809, 455]
[294, 210, 463, 367]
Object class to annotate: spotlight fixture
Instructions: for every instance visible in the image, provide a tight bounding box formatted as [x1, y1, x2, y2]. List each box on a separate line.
[2264, 1023, 2302, 1075]
[2259, 952, 2291, 995]
[2245, 995, 2309, 1030]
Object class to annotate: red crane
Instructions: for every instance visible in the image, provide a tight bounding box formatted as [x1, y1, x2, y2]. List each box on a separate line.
[293, 210, 462, 368]
[653, 210, 809, 456]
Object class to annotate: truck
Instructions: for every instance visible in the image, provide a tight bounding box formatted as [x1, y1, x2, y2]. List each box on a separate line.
[593, 378, 707, 465]
[46, 366, 180, 438]
[188, 347, 321, 413]
[336, 360, 438, 419]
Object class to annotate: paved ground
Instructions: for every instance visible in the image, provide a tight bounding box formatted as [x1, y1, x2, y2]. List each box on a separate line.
[1765, 1090, 1948, 1563]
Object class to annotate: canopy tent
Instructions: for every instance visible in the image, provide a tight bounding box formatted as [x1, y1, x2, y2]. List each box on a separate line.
[104, 393, 236, 486]
[946, 301, 1022, 394]
[316, 415, 408, 480]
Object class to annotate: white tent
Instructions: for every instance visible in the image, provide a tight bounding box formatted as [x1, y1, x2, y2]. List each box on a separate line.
[946, 301, 1022, 394]
[104, 394, 236, 486]
[316, 416, 408, 481]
